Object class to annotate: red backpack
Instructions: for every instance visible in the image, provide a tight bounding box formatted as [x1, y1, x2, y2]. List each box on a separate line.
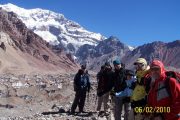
[144, 71, 180, 95]
[165, 71, 180, 97]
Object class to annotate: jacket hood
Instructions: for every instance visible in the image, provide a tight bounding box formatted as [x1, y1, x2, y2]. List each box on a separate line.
[150, 60, 166, 78]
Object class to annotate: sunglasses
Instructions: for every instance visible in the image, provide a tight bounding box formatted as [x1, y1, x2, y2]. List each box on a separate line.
[134, 63, 144, 66]
[150, 67, 160, 71]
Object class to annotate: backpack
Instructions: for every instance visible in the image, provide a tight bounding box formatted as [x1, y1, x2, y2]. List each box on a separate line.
[165, 71, 180, 82]
[164, 71, 180, 97]
[144, 71, 180, 96]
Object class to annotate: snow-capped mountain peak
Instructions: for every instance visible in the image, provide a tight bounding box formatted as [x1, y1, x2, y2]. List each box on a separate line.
[127, 45, 135, 51]
[0, 3, 106, 52]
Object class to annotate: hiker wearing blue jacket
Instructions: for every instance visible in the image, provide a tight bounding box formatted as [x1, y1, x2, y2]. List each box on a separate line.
[71, 65, 91, 114]
[115, 70, 136, 120]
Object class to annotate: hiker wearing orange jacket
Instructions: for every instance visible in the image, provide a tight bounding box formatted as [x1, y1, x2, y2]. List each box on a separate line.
[147, 60, 180, 120]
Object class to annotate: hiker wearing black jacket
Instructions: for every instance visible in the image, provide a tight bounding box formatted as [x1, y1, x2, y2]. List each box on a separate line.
[96, 62, 114, 114]
[112, 59, 127, 120]
[71, 65, 90, 113]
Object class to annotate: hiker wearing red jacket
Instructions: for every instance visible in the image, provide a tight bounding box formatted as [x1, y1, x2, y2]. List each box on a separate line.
[147, 60, 180, 120]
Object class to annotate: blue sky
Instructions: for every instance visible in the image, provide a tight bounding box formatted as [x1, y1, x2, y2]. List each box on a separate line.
[0, 0, 180, 46]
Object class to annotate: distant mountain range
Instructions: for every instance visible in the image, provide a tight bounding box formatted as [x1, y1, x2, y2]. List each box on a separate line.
[77, 37, 180, 71]
[0, 3, 179, 72]
[76, 36, 132, 70]
[122, 40, 180, 71]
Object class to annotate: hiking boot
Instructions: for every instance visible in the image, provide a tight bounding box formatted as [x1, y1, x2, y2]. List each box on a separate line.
[104, 111, 109, 116]
[69, 110, 75, 115]
[79, 110, 86, 113]
[98, 111, 104, 116]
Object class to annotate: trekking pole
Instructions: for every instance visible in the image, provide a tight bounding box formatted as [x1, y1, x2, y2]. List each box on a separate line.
[87, 92, 90, 103]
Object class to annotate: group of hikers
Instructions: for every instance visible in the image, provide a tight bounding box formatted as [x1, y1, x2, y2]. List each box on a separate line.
[70, 58, 180, 120]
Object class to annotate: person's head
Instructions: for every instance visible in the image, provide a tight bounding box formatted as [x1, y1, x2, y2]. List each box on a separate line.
[104, 62, 111, 70]
[126, 70, 135, 80]
[100, 65, 105, 71]
[150, 60, 166, 81]
[113, 59, 121, 70]
[134, 58, 148, 71]
[81, 64, 86, 72]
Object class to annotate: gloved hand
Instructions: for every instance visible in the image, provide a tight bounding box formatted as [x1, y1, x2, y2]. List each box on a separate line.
[115, 90, 127, 97]
[115, 91, 123, 97]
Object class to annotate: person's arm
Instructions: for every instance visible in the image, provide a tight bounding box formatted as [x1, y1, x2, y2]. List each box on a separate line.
[121, 69, 127, 85]
[87, 75, 91, 92]
[73, 73, 80, 91]
[97, 72, 101, 84]
[74, 73, 78, 85]
[111, 71, 115, 88]
[164, 78, 180, 120]
[130, 79, 137, 90]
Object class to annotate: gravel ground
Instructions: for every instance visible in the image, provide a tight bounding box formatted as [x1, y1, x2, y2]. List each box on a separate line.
[0, 73, 118, 120]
